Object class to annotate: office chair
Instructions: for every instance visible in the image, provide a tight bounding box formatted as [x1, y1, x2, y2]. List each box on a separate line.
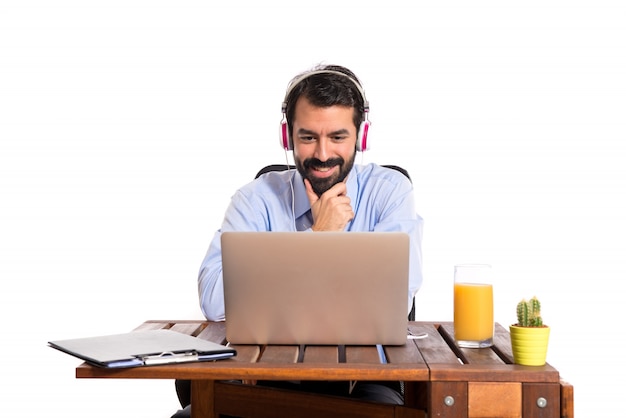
[174, 163, 417, 413]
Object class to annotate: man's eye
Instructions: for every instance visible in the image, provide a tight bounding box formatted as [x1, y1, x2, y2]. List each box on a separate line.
[300, 136, 315, 142]
[332, 136, 347, 142]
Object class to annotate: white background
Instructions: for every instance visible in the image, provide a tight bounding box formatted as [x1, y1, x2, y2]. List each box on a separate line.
[1, 1, 624, 416]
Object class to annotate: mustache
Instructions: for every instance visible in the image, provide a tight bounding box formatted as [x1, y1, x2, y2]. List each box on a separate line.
[303, 157, 344, 170]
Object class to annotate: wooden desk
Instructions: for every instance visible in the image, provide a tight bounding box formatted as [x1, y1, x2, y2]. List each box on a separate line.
[76, 320, 574, 418]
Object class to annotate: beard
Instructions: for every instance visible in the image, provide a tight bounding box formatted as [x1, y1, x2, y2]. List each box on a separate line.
[296, 153, 356, 197]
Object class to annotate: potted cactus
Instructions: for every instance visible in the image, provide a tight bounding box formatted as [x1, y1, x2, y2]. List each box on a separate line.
[509, 296, 550, 366]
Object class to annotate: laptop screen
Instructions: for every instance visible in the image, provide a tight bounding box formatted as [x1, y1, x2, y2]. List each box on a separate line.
[221, 232, 410, 345]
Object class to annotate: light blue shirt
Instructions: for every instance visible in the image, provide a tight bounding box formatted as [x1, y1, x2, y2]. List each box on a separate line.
[198, 163, 424, 321]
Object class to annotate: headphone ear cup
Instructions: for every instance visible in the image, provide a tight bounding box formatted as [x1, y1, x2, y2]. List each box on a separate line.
[357, 120, 370, 152]
[279, 120, 292, 151]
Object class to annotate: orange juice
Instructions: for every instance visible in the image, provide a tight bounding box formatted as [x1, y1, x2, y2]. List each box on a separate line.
[454, 282, 493, 344]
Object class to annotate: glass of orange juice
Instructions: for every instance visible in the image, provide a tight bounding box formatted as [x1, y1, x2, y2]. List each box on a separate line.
[454, 264, 493, 348]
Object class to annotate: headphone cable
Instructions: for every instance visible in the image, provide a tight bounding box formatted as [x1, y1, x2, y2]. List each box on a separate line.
[284, 149, 297, 232]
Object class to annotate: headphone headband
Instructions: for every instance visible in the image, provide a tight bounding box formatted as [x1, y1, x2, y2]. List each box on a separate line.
[281, 70, 369, 114]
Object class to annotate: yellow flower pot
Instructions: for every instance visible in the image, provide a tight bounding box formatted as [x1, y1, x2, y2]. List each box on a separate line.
[509, 324, 550, 366]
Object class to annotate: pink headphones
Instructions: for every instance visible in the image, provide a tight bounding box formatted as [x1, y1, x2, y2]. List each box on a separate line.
[279, 70, 370, 152]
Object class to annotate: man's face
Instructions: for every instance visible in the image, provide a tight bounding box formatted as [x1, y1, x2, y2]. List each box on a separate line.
[292, 97, 357, 197]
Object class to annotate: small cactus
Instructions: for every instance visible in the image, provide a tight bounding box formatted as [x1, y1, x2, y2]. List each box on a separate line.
[516, 296, 544, 327]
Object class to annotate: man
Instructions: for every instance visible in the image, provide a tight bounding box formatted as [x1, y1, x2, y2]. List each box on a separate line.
[172, 64, 423, 417]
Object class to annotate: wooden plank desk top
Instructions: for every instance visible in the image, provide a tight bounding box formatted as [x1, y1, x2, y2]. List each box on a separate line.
[76, 320, 574, 418]
[76, 320, 560, 385]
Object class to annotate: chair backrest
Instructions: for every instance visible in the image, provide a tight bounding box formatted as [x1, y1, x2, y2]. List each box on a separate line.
[255, 164, 416, 321]
[255, 164, 411, 183]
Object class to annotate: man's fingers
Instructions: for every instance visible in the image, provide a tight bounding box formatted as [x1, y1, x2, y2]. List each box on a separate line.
[304, 179, 319, 205]
[327, 180, 347, 197]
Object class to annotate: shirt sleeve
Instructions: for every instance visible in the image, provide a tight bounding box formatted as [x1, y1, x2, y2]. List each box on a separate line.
[198, 173, 295, 321]
[368, 173, 424, 314]
[197, 190, 265, 321]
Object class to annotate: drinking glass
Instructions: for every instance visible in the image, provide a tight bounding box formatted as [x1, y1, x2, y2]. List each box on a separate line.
[453, 264, 494, 348]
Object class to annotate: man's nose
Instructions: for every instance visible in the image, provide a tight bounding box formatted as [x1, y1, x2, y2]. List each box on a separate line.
[313, 138, 330, 161]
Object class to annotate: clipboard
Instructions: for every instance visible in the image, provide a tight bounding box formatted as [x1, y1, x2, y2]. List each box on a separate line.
[48, 329, 236, 368]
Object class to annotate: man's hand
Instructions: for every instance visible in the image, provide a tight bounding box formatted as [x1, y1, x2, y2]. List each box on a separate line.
[305, 178, 354, 231]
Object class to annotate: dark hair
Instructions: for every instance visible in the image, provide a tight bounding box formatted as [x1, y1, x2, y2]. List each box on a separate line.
[283, 65, 367, 134]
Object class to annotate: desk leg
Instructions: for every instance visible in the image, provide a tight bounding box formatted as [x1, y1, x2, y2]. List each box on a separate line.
[560, 380, 575, 418]
[191, 380, 215, 418]
[522, 383, 560, 418]
[404, 381, 428, 411]
[429, 382, 467, 418]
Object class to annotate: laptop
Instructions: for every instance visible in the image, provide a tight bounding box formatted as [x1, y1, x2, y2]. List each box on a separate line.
[221, 231, 410, 345]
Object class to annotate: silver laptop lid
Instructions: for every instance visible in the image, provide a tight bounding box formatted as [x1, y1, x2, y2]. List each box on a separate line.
[222, 232, 409, 345]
